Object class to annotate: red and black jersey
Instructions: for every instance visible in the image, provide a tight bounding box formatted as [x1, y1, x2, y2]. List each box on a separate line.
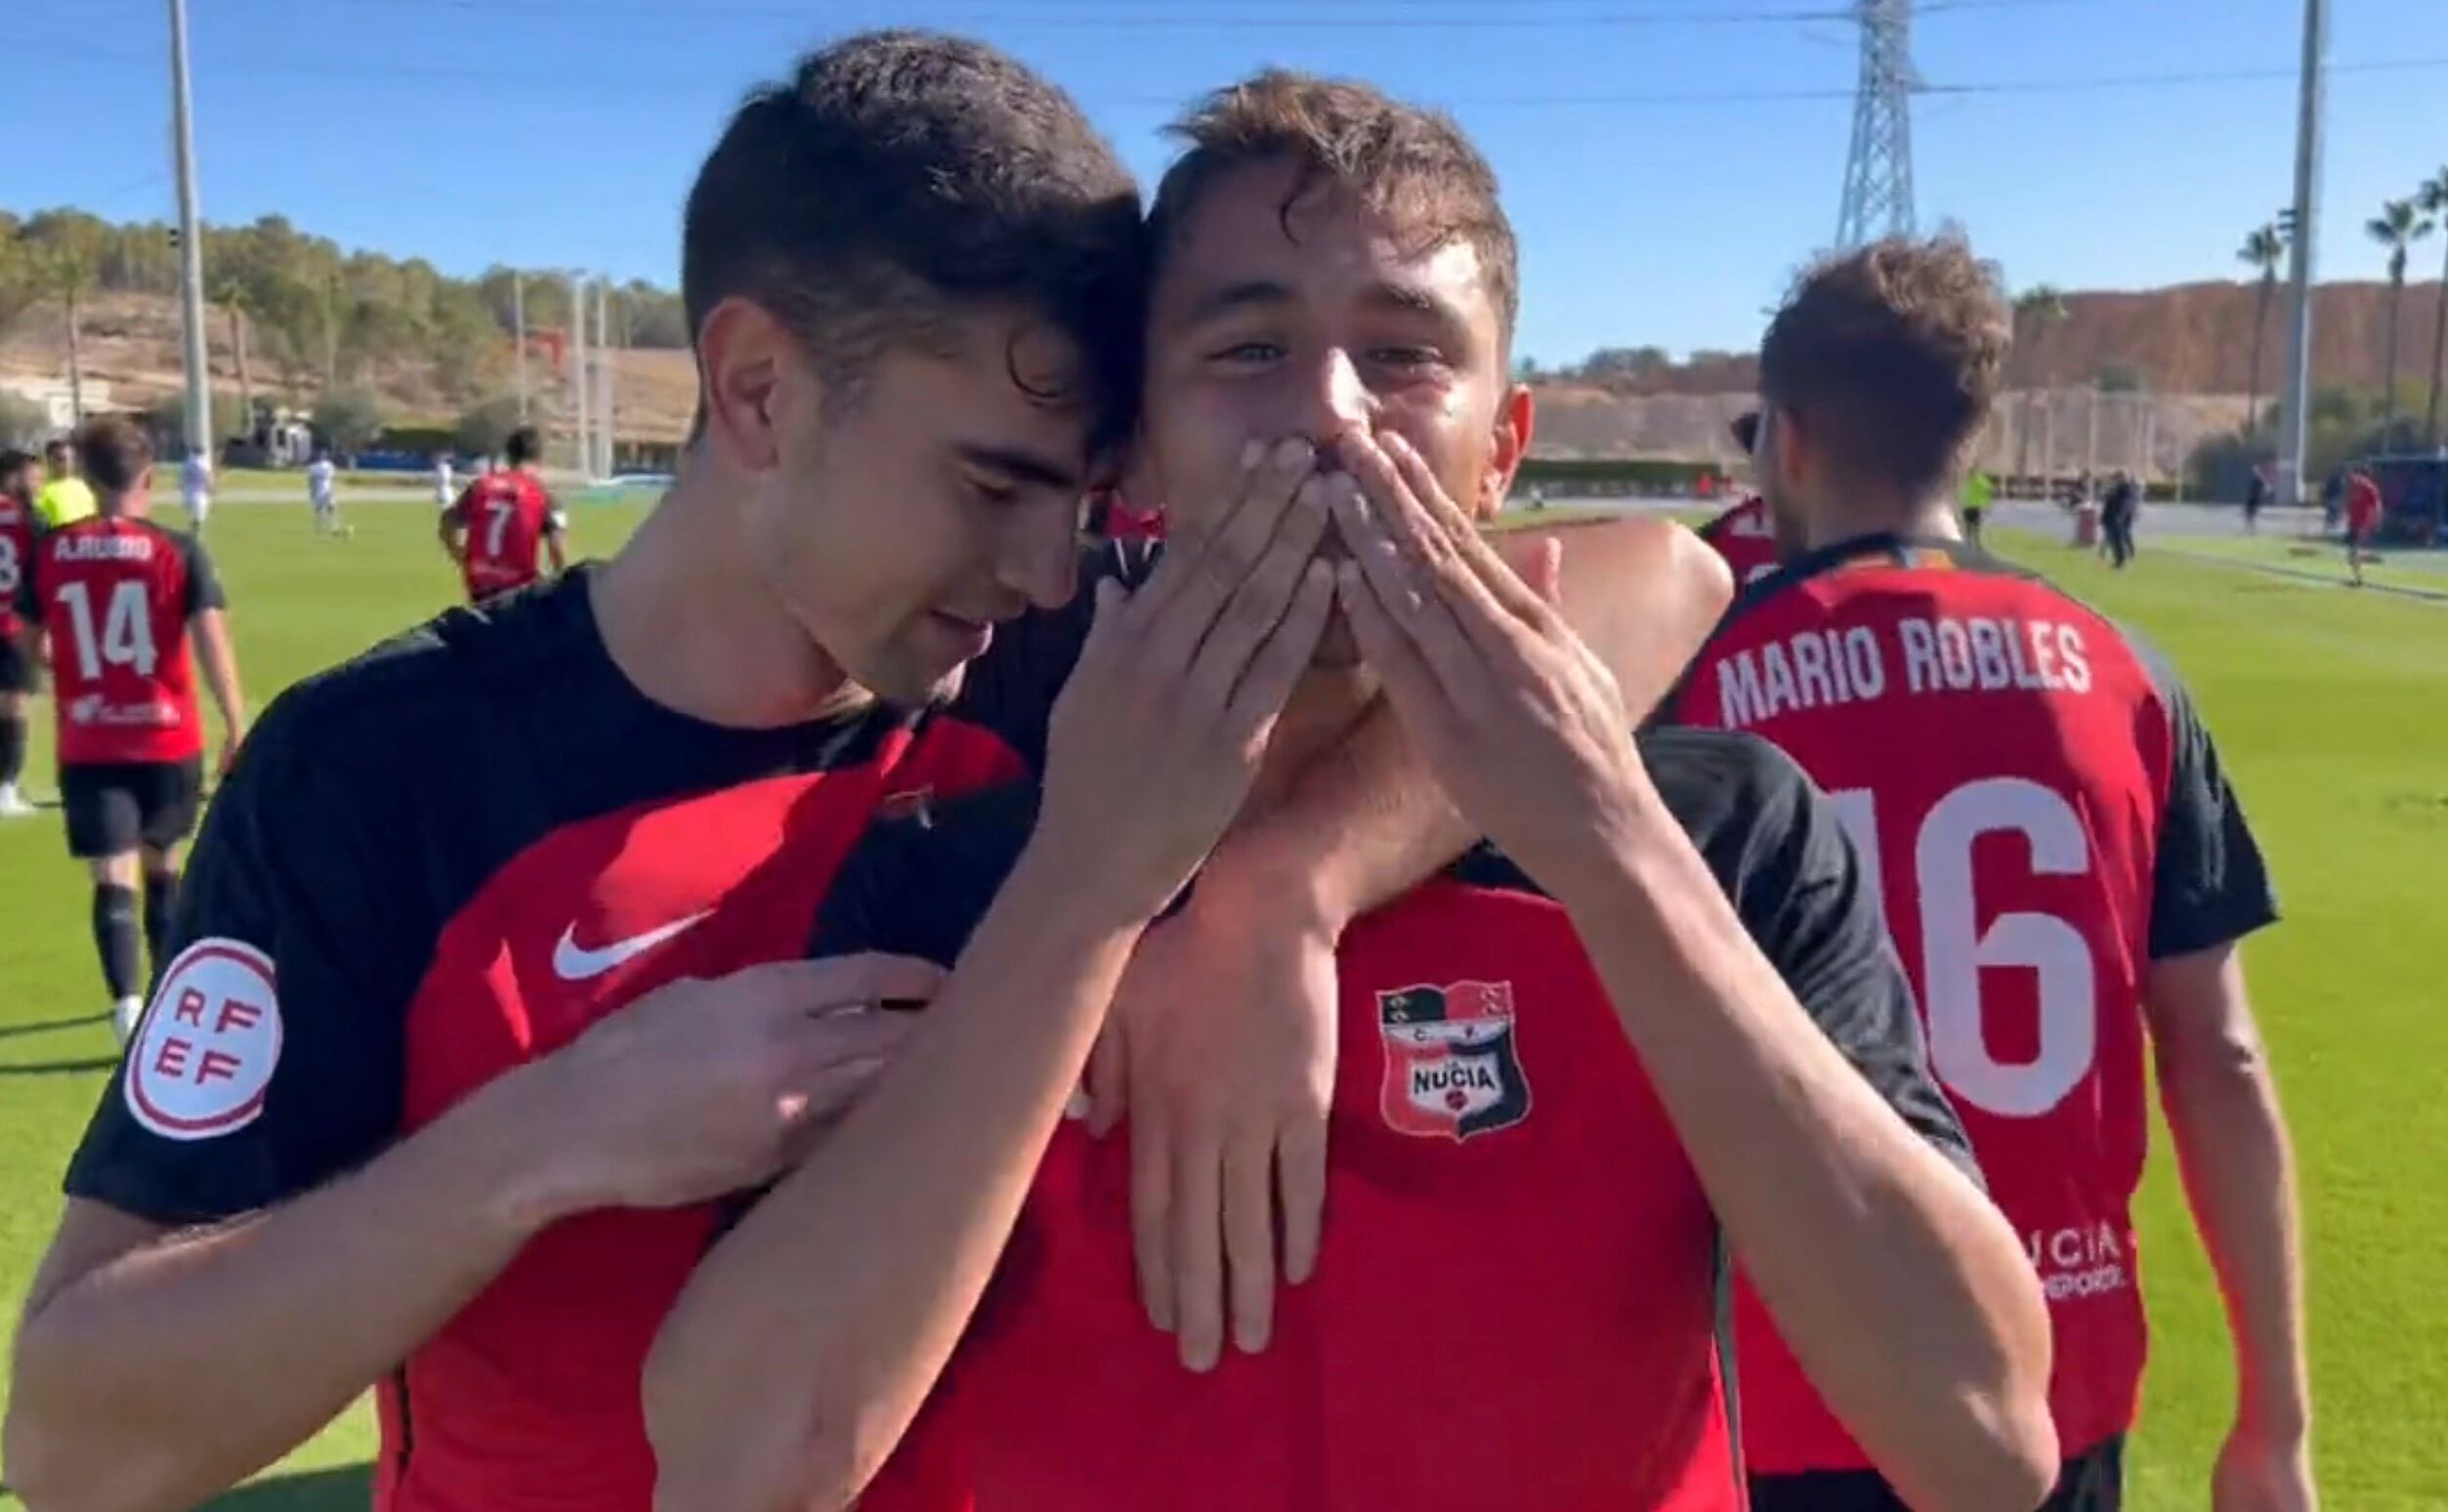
[1661, 533, 2277, 1477]
[60, 550, 1138, 1512]
[1697, 494, 1781, 586]
[448, 471, 564, 601]
[0, 492, 36, 643]
[806, 731, 1980, 1512]
[16, 515, 225, 765]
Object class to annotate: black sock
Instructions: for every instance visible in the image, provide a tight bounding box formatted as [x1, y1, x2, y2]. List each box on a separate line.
[92, 883, 143, 1001]
[0, 712, 23, 787]
[143, 871, 181, 973]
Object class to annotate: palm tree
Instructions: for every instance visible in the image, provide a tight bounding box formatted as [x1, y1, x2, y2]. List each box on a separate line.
[2010, 285, 2069, 484]
[2366, 197, 2436, 441]
[2418, 167, 2448, 446]
[2238, 224, 2286, 438]
[41, 245, 96, 425]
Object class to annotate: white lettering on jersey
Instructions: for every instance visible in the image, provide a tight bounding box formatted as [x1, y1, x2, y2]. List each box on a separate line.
[126, 939, 282, 1141]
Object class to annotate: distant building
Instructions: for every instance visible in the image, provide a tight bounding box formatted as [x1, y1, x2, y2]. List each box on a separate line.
[0, 376, 117, 432]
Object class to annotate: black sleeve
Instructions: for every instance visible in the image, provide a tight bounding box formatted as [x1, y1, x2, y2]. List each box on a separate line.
[12, 545, 35, 625]
[2132, 639, 2279, 958]
[809, 781, 1043, 967]
[1644, 728, 1982, 1183]
[943, 540, 1155, 777]
[63, 688, 417, 1225]
[183, 534, 228, 615]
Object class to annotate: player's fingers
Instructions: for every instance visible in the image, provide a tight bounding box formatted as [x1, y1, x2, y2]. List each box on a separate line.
[1334, 430, 1461, 580]
[780, 953, 950, 1013]
[1131, 1111, 1176, 1332]
[1140, 438, 1314, 671]
[1085, 1013, 1127, 1139]
[777, 1054, 896, 1149]
[1329, 474, 1486, 701]
[1220, 558, 1334, 741]
[1335, 560, 1459, 739]
[1222, 1130, 1278, 1356]
[1189, 486, 1331, 719]
[1277, 1111, 1328, 1287]
[1379, 431, 1553, 628]
[1170, 1131, 1228, 1372]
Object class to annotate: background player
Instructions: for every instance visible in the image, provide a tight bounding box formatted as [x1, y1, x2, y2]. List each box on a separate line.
[1698, 407, 1780, 584]
[34, 437, 97, 528]
[1665, 236, 2311, 1512]
[645, 73, 2053, 1512]
[305, 446, 345, 537]
[2342, 464, 2383, 587]
[180, 446, 214, 535]
[13, 416, 247, 1041]
[433, 451, 456, 511]
[438, 424, 566, 602]
[0, 447, 40, 818]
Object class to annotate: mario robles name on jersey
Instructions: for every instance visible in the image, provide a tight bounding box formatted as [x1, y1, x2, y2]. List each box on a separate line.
[1709, 608, 2097, 732]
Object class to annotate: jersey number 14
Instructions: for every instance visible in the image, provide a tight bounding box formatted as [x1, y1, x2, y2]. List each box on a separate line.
[1832, 777, 2099, 1119]
[56, 579, 160, 679]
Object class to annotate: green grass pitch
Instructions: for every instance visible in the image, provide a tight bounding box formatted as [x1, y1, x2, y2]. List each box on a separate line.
[0, 502, 2441, 1509]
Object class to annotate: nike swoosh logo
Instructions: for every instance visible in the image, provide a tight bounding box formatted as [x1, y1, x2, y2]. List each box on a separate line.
[552, 909, 714, 982]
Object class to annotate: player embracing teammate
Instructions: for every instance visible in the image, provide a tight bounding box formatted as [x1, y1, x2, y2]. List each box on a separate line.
[1665, 236, 2313, 1512]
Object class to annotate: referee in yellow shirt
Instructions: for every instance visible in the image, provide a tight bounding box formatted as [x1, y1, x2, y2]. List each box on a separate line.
[33, 436, 97, 526]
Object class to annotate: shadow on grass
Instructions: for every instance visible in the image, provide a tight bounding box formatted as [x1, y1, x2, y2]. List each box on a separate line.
[0, 1011, 111, 1042]
[0, 1057, 118, 1078]
[203, 1464, 376, 1509]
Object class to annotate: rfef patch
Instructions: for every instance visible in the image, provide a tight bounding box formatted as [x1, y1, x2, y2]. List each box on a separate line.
[125, 938, 282, 1142]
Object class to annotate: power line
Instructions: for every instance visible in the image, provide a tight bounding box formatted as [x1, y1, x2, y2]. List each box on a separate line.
[291, 0, 2096, 27]
[31, 32, 2448, 106]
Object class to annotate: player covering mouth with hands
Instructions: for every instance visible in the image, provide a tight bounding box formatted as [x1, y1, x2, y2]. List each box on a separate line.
[645, 70, 2055, 1512]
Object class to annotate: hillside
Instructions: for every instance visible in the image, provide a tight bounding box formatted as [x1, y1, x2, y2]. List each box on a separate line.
[5, 277, 2440, 462]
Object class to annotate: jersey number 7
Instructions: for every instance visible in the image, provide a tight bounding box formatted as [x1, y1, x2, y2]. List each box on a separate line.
[1832, 777, 2098, 1119]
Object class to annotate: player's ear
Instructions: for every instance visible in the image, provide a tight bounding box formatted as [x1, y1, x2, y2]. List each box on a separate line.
[1478, 383, 1535, 518]
[693, 296, 800, 476]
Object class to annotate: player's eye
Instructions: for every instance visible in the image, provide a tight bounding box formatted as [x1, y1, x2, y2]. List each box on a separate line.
[967, 475, 1020, 508]
[1209, 340, 1286, 368]
[1369, 345, 1448, 373]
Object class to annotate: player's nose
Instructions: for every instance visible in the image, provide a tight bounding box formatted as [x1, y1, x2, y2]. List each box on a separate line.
[1290, 348, 1377, 455]
[997, 499, 1081, 610]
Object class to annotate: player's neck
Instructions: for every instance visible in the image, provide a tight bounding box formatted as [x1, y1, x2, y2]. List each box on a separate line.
[592, 474, 857, 730]
[1812, 496, 1961, 550]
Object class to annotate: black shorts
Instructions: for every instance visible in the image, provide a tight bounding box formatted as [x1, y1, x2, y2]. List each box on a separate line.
[0, 634, 35, 695]
[60, 758, 206, 859]
[1750, 1436, 2123, 1512]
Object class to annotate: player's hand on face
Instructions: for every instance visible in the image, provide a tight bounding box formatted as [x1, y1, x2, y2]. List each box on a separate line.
[520, 955, 938, 1212]
[1327, 430, 1657, 896]
[2213, 1424, 2316, 1512]
[1036, 438, 1336, 923]
[1084, 898, 1337, 1370]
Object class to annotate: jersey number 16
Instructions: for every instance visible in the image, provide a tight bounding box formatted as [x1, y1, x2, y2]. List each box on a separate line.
[1832, 777, 2099, 1119]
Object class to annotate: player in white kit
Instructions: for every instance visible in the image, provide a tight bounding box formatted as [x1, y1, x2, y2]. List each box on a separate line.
[306, 449, 348, 538]
[181, 449, 213, 533]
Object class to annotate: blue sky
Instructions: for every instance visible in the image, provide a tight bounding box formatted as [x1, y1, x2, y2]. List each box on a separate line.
[7, 0, 2443, 365]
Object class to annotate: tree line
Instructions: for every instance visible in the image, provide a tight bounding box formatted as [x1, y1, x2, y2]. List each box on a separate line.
[0, 207, 688, 418]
